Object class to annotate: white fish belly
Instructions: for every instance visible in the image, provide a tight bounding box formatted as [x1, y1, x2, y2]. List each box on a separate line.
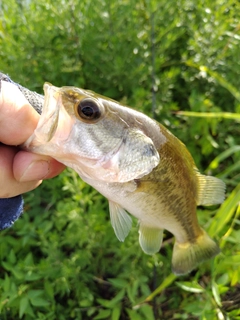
[83, 176, 188, 242]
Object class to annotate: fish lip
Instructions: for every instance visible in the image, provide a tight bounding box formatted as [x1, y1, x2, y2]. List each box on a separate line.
[22, 83, 63, 150]
[42, 83, 61, 142]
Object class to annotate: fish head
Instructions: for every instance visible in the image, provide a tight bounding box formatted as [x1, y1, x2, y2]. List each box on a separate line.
[24, 83, 160, 182]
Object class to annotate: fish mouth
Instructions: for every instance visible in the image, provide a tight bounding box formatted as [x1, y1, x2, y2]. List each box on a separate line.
[41, 83, 61, 142]
[23, 83, 72, 151]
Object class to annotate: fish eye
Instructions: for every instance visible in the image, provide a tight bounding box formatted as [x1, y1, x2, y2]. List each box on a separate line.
[76, 98, 102, 122]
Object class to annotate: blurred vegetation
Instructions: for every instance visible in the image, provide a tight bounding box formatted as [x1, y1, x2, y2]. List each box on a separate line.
[0, 0, 240, 319]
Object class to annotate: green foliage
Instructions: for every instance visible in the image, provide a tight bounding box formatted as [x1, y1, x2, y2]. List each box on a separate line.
[0, 0, 240, 319]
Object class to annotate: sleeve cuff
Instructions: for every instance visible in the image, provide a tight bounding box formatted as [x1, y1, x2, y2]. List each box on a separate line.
[0, 195, 24, 230]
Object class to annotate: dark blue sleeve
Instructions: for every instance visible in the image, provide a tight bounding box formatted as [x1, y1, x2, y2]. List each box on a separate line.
[0, 196, 24, 230]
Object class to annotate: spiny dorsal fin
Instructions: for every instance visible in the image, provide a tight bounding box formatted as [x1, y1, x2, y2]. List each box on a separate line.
[109, 201, 132, 242]
[196, 173, 226, 206]
[138, 224, 163, 255]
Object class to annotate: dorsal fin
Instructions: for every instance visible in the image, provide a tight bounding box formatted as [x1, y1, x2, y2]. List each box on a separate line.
[196, 173, 225, 206]
[109, 201, 132, 242]
[138, 224, 163, 255]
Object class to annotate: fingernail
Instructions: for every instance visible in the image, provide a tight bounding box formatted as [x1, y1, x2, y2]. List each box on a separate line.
[19, 160, 50, 182]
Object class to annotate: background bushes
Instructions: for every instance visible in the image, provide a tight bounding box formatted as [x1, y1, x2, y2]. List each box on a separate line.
[0, 0, 240, 319]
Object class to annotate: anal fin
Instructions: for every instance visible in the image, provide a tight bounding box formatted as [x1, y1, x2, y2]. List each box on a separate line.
[109, 201, 132, 242]
[139, 224, 163, 255]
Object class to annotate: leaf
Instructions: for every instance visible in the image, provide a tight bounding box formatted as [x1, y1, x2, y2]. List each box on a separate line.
[176, 281, 205, 293]
[19, 296, 29, 319]
[139, 304, 155, 320]
[24, 253, 34, 266]
[220, 255, 240, 266]
[142, 273, 176, 303]
[3, 274, 10, 292]
[218, 160, 240, 179]
[28, 290, 50, 307]
[97, 299, 112, 308]
[29, 297, 50, 307]
[185, 62, 240, 102]
[24, 273, 42, 281]
[108, 278, 128, 288]
[176, 111, 240, 122]
[127, 280, 139, 304]
[27, 290, 44, 299]
[126, 309, 143, 320]
[11, 268, 25, 280]
[205, 67, 240, 102]
[94, 309, 111, 319]
[44, 281, 54, 300]
[2, 261, 13, 271]
[111, 306, 121, 320]
[98, 289, 125, 308]
[9, 249, 16, 264]
[207, 145, 240, 170]
[208, 184, 240, 237]
[211, 281, 221, 307]
[230, 269, 240, 286]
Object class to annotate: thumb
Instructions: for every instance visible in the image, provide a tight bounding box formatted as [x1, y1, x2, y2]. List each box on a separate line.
[0, 81, 39, 145]
[13, 151, 65, 182]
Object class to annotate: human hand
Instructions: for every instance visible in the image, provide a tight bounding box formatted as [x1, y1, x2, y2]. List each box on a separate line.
[0, 81, 65, 198]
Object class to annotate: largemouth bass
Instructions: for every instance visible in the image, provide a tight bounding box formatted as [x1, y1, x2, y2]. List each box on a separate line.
[21, 83, 225, 275]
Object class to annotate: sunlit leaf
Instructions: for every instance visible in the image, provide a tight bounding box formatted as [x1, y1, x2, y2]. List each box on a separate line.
[208, 185, 240, 237]
[176, 111, 240, 122]
[211, 281, 221, 307]
[219, 255, 240, 266]
[176, 281, 205, 293]
[207, 146, 240, 170]
[139, 273, 176, 304]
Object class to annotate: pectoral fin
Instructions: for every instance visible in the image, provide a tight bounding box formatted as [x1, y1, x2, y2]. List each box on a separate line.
[109, 201, 132, 242]
[196, 173, 226, 206]
[138, 224, 163, 255]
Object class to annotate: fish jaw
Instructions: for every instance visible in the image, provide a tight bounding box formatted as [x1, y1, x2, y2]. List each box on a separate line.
[23, 83, 75, 153]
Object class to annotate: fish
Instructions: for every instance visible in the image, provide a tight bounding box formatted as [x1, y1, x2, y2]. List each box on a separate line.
[23, 83, 226, 275]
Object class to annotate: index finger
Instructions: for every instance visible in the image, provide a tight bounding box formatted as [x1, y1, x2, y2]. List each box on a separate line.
[0, 81, 40, 145]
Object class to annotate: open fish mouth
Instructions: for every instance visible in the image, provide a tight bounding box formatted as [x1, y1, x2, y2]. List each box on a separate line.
[38, 83, 61, 142]
[23, 83, 74, 150]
